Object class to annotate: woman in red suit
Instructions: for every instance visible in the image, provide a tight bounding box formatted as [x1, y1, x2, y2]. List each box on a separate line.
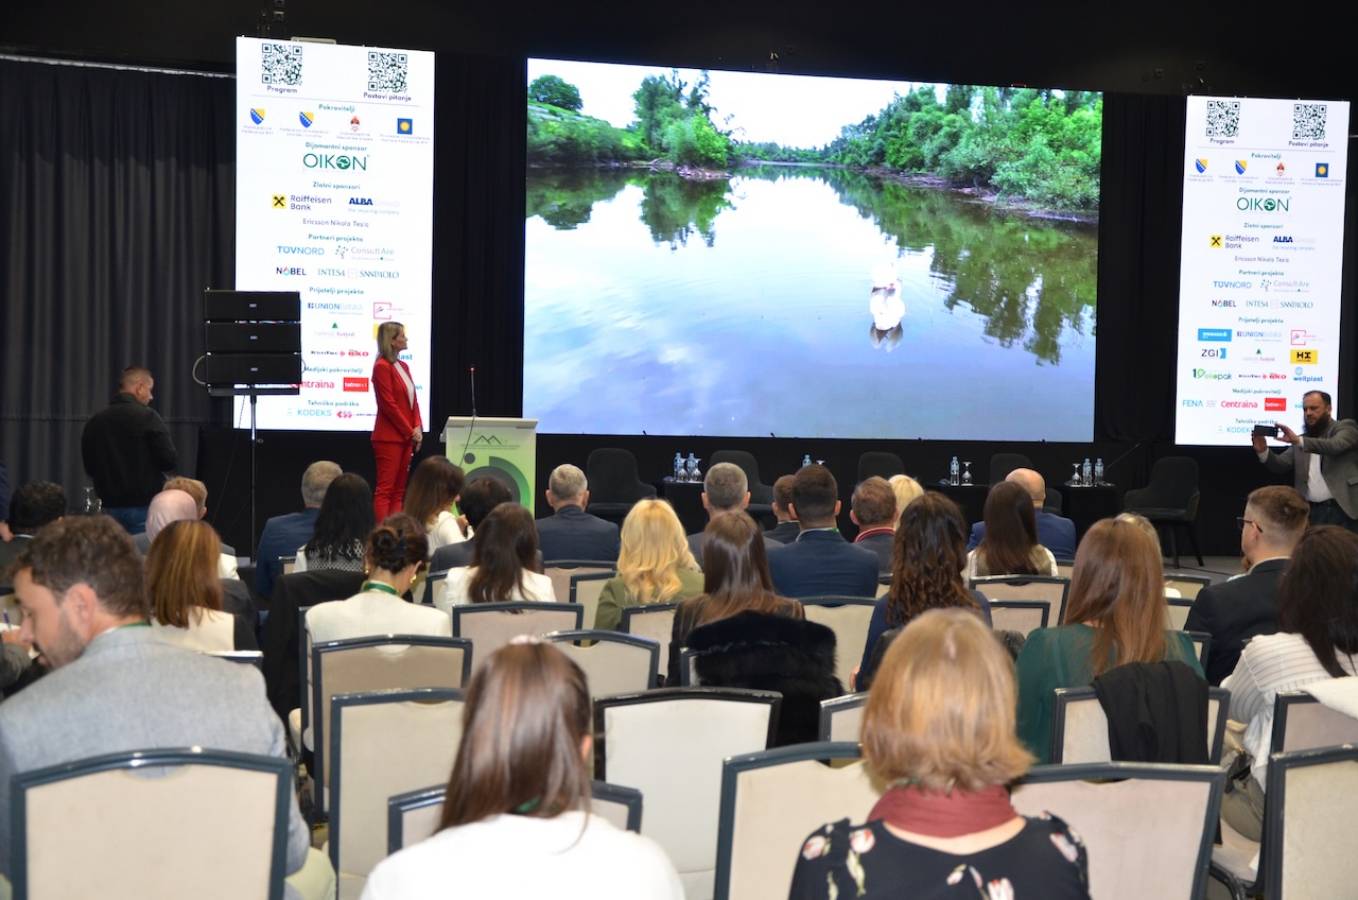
[371, 321, 423, 520]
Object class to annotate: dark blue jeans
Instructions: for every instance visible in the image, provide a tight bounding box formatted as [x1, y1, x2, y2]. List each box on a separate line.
[1309, 499, 1358, 533]
[104, 506, 148, 535]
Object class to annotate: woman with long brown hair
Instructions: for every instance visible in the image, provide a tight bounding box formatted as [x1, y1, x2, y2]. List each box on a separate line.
[967, 480, 1059, 579]
[361, 641, 682, 898]
[147, 519, 256, 652]
[403, 456, 467, 552]
[855, 492, 991, 690]
[1015, 516, 1202, 761]
[436, 504, 555, 611]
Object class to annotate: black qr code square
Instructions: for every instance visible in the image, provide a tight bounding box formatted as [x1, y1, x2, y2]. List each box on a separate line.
[368, 51, 408, 92]
[1206, 100, 1240, 138]
[1292, 103, 1327, 141]
[260, 42, 302, 86]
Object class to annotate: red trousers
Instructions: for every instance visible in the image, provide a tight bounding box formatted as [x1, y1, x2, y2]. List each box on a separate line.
[372, 439, 413, 521]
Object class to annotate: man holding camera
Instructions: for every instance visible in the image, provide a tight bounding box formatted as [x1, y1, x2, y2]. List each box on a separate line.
[1253, 390, 1358, 531]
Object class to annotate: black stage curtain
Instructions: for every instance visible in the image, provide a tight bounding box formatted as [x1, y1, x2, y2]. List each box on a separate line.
[0, 59, 234, 502]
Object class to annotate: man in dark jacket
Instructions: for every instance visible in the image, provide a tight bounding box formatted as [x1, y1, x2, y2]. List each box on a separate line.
[80, 367, 177, 534]
[766, 465, 879, 599]
[535, 464, 619, 563]
[850, 476, 897, 574]
[764, 475, 800, 544]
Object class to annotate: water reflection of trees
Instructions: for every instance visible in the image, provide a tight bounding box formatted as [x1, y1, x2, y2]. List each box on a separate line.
[638, 174, 734, 248]
[525, 168, 637, 229]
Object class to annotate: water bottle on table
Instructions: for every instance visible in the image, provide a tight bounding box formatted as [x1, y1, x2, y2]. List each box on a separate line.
[673, 452, 684, 481]
[802, 454, 812, 469]
[1082, 458, 1092, 485]
[949, 456, 960, 486]
[1094, 458, 1104, 486]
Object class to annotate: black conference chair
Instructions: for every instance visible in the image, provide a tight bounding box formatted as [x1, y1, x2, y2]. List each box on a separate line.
[585, 448, 656, 524]
[710, 449, 774, 522]
[988, 452, 1032, 487]
[856, 451, 904, 483]
[1122, 456, 1203, 568]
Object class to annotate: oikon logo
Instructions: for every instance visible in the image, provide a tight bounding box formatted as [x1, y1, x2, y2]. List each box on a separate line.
[302, 153, 368, 171]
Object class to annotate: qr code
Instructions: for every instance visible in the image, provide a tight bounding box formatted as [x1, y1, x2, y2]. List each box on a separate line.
[367, 51, 408, 92]
[1293, 103, 1327, 141]
[1206, 100, 1240, 138]
[260, 42, 302, 86]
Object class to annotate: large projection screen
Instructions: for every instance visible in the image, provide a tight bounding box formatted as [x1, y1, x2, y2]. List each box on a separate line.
[523, 60, 1103, 441]
[1175, 95, 1350, 445]
[234, 38, 434, 431]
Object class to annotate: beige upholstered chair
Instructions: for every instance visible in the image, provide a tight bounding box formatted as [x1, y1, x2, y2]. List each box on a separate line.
[1164, 572, 1211, 599]
[714, 742, 880, 900]
[970, 575, 1071, 624]
[1258, 745, 1358, 898]
[569, 571, 615, 633]
[328, 688, 464, 900]
[1165, 597, 1195, 630]
[817, 693, 867, 743]
[988, 599, 1051, 636]
[12, 747, 292, 900]
[281, 555, 297, 576]
[594, 688, 780, 900]
[800, 598, 877, 691]
[619, 602, 680, 675]
[1050, 685, 1230, 764]
[542, 630, 659, 696]
[451, 601, 583, 663]
[1011, 762, 1225, 900]
[544, 561, 614, 608]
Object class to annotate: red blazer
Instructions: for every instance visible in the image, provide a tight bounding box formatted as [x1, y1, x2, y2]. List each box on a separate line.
[371, 356, 423, 443]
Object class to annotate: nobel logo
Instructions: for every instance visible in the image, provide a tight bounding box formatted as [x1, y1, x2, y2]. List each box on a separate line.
[276, 266, 306, 276]
[303, 153, 368, 171]
[1236, 197, 1290, 212]
[1291, 349, 1318, 365]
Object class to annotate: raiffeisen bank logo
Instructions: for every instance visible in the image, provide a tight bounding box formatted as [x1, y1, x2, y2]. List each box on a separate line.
[303, 153, 368, 171]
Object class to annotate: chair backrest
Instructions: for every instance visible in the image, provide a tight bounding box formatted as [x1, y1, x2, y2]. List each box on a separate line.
[988, 599, 1051, 636]
[451, 601, 584, 661]
[542, 630, 660, 695]
[386, 780, 643, 855]
[715, 742, 879, 900]
[1269, 690, 1358, 754]
[11, 748, 291, 900]
[311, 636, 473, 807]
[799, 597, 877, 690]
[1051, 686, 1231, 764]
[1133, 455, 1200, 509]
[211, 650, 265, 669]
[988, 452, 1033, 486]
[1185, 630, 1211, 669]
[281, 554, 297, 575]
[1262, 744, 1358, 899]
[1165, 572, 1211, 599]
[970, 575, 1071, 624]
[569, 570, 616, 633]
[677, 647, 698, 686]
[1011, 762, 1225, 900]
[544, 561, 614, 607]
[856, 451, 904, 482]
[586, 447, 649, 502]
[874, 575, 890, 598]
[329, 689, 464, 892]
[1165, 597, 1195, 630]
[422, 568, 449, 607]
[594, 688, 781, 899]
[1055, 559, 1075, 579]
[817, 693, 866, 742]
[619, 602, 679, 672]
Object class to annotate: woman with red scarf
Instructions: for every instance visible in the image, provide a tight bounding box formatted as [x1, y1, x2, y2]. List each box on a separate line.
[371, 322, 423, 520]
[790, 609, 1090, 899]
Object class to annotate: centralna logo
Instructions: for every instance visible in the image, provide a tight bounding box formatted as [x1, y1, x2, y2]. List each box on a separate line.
[249, 108, 266, 125]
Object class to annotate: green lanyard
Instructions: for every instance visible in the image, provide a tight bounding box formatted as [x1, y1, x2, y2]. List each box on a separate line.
[361, 581, 401, 597]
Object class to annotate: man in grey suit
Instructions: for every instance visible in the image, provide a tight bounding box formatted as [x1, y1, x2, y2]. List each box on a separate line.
[0, 516, 328, 895]
[688, 462, 778, 559]
[1254, 390, 1358, 531]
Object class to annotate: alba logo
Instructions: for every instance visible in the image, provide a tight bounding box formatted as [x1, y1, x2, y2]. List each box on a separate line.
[1237, 197, 1290, 212]
[349, 197, 374, 206]
[302, 153, 368, 171]
[1274, 236, 1294, 244]
[342, 377, 370, 392]
[1291, 349, 1318, 365]
[1264, 398, 1288, 411]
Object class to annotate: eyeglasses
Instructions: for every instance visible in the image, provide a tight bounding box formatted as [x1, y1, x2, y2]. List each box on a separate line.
[1235, 517, 1263, 534]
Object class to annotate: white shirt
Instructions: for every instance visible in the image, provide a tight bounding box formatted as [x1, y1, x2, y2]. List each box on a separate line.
[394, 360, 416, 407]
[964, 545, 1058, 581]
[1257, 441, 1333, 502]
[433, 567, 556, 612]
[1224, 631, 1357, 789]
[306, 589, 451, 645]
[218, 552, 240, 580]
[427, 510, 469, 554]
[151, 608, 239, 653]
[359, 811, 683, 900]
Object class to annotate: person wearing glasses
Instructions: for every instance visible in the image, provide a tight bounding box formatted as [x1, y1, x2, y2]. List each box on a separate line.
[1184, 486, 1308, 685]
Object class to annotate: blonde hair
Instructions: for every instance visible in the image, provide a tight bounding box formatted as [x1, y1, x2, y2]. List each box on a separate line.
[862, 608, 1032, 792]
[617, 499, 699, 604]
[888, 474, 924, 526]
[376, 321, 405, 363]
[163, 477, 208, 517]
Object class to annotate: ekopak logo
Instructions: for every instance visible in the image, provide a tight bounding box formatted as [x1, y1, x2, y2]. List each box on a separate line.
[1192, 369, 1231, 381]
[1197, 328, 1232, 342]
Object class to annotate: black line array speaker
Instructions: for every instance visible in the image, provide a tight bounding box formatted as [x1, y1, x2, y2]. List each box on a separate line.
[202, 290, 302, 391]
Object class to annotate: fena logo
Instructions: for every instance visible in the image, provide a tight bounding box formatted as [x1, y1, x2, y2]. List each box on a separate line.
[1181, 399, 1205, 408]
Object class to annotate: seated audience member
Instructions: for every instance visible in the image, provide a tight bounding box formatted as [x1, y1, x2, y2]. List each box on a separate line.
[966, 481, 1060, 580]
[295, 473, 374, 576]
[147, 520, 257, 653]
[970, 468, 1077, 560]
[256, 460, 341, 600]
[766, 465, 878, 599]
[146, 489, 241, 580]
[1222, 525, 1358, 840]
[887, 474, 924, 526]
[790, 609, 1090, 899]
[850, 476, 897, 574]
[594, 499, 702, 631]
[688, 462, 778, 558]
[857, 492, 992, 690]
[403, 457, 468, 553]
[436, 504, 555, 611]
[1186, 486, 1307, 685]
[136, 476, 236, 557]
[764, 475, 800, 544]
[0, 516, 325, 889]
[307, 514, 449, 643]
[1015, 517, 1203, 762]
[360, 640, 682, 899]
[536, 464, 620, 563]
[669, 512, 802, 684]
[429, 477, 514, 571]
[0, 481, 66, 574]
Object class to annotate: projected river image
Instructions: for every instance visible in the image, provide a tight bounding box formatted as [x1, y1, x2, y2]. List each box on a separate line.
[522, 61, 1100, 441]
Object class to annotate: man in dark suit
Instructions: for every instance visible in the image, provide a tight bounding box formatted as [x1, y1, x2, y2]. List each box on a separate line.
[535, 464, 620, 563]
[767, 465, 879, 598]
[764, 475, 800, 544]
[1254, 390, 1358, 532]
[254, 460, 341, 601]
[850, 476, 896, 574]
[0, 481, 65, 578]
[430, 477, 515, 571]
[1186, 485, 1307, 685]
[968, 468, 1076, 560]
[688, 463, 779, 559]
